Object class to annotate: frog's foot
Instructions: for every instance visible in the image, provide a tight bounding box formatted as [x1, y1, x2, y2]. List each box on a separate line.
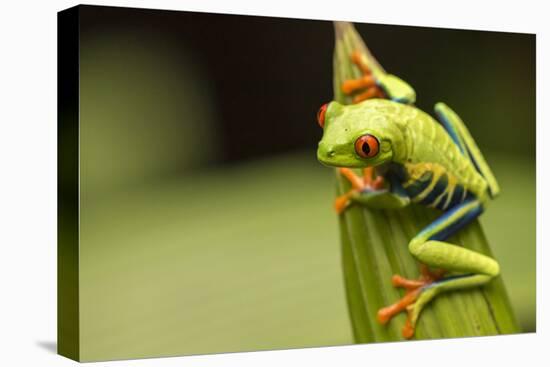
[335, 167, 385, 213]
[377, 266, 445, 339]
[341, 50, 386, 103]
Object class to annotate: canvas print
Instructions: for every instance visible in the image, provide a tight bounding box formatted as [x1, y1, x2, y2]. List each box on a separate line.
[58, 5, 536, 362]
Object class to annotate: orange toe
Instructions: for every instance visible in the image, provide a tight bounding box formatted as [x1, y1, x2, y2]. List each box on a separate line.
[356, 88, 384, 103]
[391, 275, 426, 290]
[402, 317, 415, 339]
[350, 50, 363, 66]
[334, 192, 352, 214]
[377, 288, 420, 325]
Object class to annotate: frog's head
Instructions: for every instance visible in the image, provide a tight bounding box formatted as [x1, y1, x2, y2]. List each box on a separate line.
[316, 100, 404, 168]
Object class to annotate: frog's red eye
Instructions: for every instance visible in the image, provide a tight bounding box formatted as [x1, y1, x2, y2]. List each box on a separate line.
[355, 134, 379, 158]
[317, 103, 328, 128]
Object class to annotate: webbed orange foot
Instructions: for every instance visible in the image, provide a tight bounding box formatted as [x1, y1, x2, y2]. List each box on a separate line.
[377, 266, 445, 339]
[334, 167, 386, 214]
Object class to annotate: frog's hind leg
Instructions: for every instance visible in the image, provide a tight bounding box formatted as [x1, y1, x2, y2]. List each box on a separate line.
[342, 50, 416, 104]
[378, 198, 500, 338]
[434, 102, 500, 197]
[341, 51, 386, 103]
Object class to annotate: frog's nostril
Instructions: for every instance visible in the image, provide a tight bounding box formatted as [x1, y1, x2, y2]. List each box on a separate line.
[318, 142, 336, 160]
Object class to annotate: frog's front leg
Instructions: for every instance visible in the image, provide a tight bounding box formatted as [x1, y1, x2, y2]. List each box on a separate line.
[378, 199, 500, 338]
[335, 167, 410, 213]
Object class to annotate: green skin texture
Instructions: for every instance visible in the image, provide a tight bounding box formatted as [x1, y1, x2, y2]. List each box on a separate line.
[317, 94, 501, 331]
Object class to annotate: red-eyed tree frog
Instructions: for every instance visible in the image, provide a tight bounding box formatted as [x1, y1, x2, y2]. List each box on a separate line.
[315, 52, 501, 338]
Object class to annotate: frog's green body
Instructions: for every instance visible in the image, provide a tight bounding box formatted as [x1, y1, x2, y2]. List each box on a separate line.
[317, 98, 501, 338]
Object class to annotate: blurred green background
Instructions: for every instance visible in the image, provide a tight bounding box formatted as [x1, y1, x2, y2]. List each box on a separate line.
[75, 5, 535, 361]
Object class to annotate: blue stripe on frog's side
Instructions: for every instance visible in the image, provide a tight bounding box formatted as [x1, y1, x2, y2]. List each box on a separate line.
[419, 173, 448, 207]
[444, 185, 475, 210]
[389, 163, 475, 212]
[403, 171, 432, 198]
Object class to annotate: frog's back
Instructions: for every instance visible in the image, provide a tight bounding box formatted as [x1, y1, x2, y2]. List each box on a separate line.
[385, 101, 490, 208]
